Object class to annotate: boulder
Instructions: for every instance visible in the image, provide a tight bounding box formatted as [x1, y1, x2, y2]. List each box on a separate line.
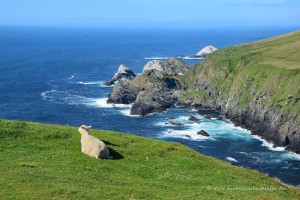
[197, 130, 210, 137]
[104, 64, 136, 86]
[189, 116, 199, 122]
[169, 122, 184, 126]
[204, 115, 213, 120]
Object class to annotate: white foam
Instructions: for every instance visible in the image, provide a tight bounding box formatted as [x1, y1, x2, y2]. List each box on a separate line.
[95, 98, 132, 108]
[119, 108, 140, 117]
[40, 90, 57, 101]
[252, 135, 286, 152]
[226, 157, 238, 162]
[41, 90, 96, 106]
[179, 56, 204, 60]
[159, 129, 208, 141]
[144, 57, 169, 60]
[68, 75, 75, 80]
[77, 81, 104, 85]
[280, 152, 300, 161]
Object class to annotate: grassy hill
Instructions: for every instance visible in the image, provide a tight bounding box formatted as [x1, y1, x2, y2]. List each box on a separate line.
[0, 119, 299, 199]
[179, 30, 300, 152]
[180, 30, 300, 111]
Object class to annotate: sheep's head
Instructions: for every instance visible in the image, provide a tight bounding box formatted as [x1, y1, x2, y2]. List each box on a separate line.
[78, 125, 92, 135]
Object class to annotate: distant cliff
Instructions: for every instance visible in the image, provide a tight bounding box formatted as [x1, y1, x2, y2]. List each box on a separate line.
[179, 30, 300, 153]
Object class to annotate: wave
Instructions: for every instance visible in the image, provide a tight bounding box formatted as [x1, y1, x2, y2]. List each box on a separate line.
[76, 81, 113, 88]
[41, 90, 96, 106]
[68, 75, 75, 80]
[77, 81, 104, 85]
[144, 56, 205, 60]
[119, 108, 140, 117]
[159, 129, 209, 141]
[40, 91, 132, 111]
[95, 98, 132, 108]
[252, 135, 286, 152]
[179, 56, 205, 60]
[144, 57, 169, 60]
[281, 152, 300, 161]
[226, 157, 238, 162]
[155, 115, 211, 141]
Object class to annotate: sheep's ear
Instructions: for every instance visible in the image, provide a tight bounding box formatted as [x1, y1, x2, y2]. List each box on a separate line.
[80, 125, 87, 130]
[87, 126, 92, 129]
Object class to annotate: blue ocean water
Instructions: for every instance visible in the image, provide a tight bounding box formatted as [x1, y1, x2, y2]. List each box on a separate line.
[0, 26, 300, 186]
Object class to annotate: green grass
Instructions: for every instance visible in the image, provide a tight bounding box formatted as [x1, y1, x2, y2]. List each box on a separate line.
[180, 30, 300, 117]
[0, 119, 300, 199]
[181, 90, 211, 101]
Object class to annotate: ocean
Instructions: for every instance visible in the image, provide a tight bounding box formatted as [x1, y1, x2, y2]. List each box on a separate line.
[0, 26, 299, 186]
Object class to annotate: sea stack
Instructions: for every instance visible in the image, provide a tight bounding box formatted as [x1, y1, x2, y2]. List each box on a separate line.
[104, 64, 136, 86]
[195, 45, 218, 57]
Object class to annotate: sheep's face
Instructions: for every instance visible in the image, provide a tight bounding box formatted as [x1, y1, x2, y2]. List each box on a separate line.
[78, 125, 92, 135]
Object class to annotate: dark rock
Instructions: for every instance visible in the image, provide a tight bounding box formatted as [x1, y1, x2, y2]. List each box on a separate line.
[189, 116, 199, 122]
[169, 122, 184, 126]
[107, 79, 139, 104]
[130, 88, 179, 116]
[197, 130, 210, 137]
[168, 117, 177, 120]
[104, 64, 136, 86]
[184, 135, 191, 138]
[203, 115, 213, 120]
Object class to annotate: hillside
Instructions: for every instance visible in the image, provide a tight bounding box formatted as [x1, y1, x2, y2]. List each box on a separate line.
[180, 30, 300, 153]
[0, 119, 300, 199]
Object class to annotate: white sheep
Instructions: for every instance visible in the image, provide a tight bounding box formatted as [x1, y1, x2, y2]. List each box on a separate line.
[78, 125, 109, 159]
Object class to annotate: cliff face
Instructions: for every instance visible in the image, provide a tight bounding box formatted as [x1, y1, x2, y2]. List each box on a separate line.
[179, 31, 300, 153]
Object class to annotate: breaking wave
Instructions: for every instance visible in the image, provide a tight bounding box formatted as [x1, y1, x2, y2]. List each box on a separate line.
[144, 57, 169, 60]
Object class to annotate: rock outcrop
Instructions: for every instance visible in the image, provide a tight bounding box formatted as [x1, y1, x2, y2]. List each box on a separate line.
[195, 45, 218, 57]
[189, 116, 199, 122]
[107, 58, 189, 116]
[197, 130, 210, 137]
[143, 58, 189, 76]
[104, 64, 136, 86]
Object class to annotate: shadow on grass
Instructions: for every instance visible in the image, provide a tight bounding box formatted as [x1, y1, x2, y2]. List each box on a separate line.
[108, 147, 124, 160]
[102, 140, 119, 147]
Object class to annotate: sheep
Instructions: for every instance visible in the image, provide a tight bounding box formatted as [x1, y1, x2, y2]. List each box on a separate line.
[78, 125, 109, 159]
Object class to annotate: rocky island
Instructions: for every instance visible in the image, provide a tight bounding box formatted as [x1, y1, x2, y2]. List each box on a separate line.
[194, 45, 218, 57]
[106, 31, 300, 154]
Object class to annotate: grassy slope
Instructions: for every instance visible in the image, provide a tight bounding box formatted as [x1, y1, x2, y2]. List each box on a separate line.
[0, 119, 299, 200]
[180, 30, 300, 117]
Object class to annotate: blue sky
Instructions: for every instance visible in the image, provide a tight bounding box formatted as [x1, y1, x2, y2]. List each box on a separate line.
[0, 0, 299, 27]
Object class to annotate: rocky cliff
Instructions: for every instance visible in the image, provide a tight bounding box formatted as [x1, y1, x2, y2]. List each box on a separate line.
[179, 31, 300, 153]
[106, 31, 300, 153]
[107, 58, 189, 115]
